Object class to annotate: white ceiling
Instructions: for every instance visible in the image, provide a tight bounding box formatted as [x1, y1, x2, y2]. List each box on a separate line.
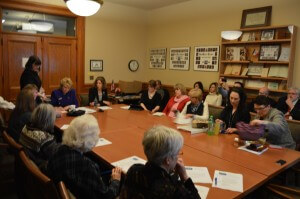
[106, 0, 191, 10]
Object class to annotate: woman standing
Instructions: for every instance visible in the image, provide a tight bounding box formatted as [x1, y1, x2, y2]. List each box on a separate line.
[205, 82, 222, 106]
[163, 83, 190, 117]
[89, 76, 110, 106]
[217, 87, 250, 134]
[140, 80, 161, 113]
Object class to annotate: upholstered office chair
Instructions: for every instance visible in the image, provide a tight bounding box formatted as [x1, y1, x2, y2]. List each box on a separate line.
[79, 94, 89, 106]
[18, 150, 61, 199]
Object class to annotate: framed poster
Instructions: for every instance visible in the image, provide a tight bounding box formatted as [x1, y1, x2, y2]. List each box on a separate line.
[194, 46, 219, 71]
[90, 60, 103, 71]
[169, 47, 190, 70]
[259, 45, 280, 61]
[241, 6, 272, 28]
[149, 48, 166, 69]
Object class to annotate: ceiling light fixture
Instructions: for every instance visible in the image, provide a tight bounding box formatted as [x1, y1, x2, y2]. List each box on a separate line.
[2, 19, 5, 23]
[64, 0, 103, 17]
[221, 31, 243, 40]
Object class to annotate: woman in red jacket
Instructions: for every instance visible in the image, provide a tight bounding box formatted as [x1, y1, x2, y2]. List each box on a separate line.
[163, 83, 190, 117]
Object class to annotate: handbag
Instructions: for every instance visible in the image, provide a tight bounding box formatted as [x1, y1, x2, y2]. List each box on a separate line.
[236, 122, 265, 141]
[66, 110, 85, 117]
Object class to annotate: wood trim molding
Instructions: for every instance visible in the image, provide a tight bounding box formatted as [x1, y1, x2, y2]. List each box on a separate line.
[0, 0, 76, 17]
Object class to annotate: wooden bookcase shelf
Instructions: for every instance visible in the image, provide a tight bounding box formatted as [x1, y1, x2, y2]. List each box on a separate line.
[219, 25, 297, 93]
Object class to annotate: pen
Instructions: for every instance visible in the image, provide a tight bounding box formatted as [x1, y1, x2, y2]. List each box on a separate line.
[219, 172, 227, 175]
[214, 177, 217, 186]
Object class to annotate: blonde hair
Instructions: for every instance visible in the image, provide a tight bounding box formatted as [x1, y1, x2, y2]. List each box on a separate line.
[62, 114, 100, 152]
[174, 83, 186, 95]
[142, 125, 183, 165]
[60, 77, 73, 89]
[188, 88, 203, 101]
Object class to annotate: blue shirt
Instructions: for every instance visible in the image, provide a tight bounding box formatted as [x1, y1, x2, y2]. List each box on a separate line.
[51, 89, 79, 108]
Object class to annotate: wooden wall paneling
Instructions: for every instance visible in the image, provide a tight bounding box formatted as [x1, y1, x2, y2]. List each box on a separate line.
[2, 34, 42, 101]
[76, 17, 85, 94]
[42, 37, 77, 94]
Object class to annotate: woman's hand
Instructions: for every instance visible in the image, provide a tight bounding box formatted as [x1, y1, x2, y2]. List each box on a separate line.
[226, 128, 237, 134]
[175, 158, 189, 182]
[89, 102, 95, 107]
[111, 167, 122, 181]
[185, 114, 193, 118]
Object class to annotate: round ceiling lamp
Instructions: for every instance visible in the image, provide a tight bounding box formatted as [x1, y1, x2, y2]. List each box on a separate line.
[64, 0, 103, 17]
[221, 31, 242, 40]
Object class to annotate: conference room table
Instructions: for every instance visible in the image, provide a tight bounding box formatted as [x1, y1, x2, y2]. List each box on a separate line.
[55, 104, 300, 199]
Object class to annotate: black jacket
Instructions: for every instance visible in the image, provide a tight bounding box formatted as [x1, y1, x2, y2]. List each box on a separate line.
[277, 96, 300, 120]
[220, 105, 251, 128]
[88, 87, 108, 106]
[20, 68, 42, 90]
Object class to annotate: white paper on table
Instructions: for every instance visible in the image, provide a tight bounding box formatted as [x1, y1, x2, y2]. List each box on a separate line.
[112, 156, 146, 173]
[76, 107, 96, 114]
[238, 145, 268, 155]
[212, 170, 243, 192]
[185, 166, 212, 184]
[177, 125, 207, 135]
[60, 125, 69, 130]
[174, 114, 192, 125]
[152, 112, 165, 116]
[195, 185, 209, 199]
[95, 138, 112, 147]
[120, 106, 130, 110]
[99, 106, 112, 111]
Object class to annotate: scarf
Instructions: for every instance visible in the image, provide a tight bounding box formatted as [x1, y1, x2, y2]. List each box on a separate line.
[168, 95, 189, 117]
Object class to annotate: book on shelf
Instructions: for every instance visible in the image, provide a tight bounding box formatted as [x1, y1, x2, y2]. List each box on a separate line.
[247, 46, 260, 62]
[261, 68, 269, 77]
[227, 78, 243, 86]
[247, 63, 263, 76]
[278, 46, 290, 62]
[246, 80, 266, 88]
[268, 82, 279, 90]
[241, 33, 250, 41]
[224, 65, 233, 75]
[231, 64, 242, 75]
[268, 65, 288, 78]
[226, 47, 247, 61]
[241, 68, 248, 76]
[279, 81, 287, 90]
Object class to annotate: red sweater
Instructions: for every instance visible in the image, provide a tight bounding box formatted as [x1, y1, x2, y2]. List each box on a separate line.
[163, 96, 190, 116]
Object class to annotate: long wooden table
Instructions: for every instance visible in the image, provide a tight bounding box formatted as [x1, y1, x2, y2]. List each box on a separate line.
[55, 104, 300, 199]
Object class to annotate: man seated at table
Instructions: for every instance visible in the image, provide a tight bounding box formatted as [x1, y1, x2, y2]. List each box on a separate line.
[120, 125, 200, 199]
[276, 87, 300, 120]
[248, 87, 277, 113]
[250, 95, 295, 149]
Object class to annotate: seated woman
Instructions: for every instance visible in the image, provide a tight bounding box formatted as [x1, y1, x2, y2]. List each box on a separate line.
[140, 80, 161, 113]
[89, 76, 111, 106]
[120, 125, 200, 199]
[47, 114, 121, 199]
[8, 87, 36, 141]
[181, 88, 209, 120]
[19, 103, 60, 170]
[217, 87, 250, 134]
[193, 81, 206, 101]
[163, 83, 190, 117]
[204, 82, 222, 106]
[250, 95, 295, 149]
[51, 77, 79, 111]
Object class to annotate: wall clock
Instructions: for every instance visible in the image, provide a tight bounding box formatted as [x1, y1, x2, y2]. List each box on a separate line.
[128, 60, 139, 72]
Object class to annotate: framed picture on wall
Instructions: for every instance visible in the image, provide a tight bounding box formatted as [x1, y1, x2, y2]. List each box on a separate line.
[240, 6, 272, 28]
[149, 48, 167, 69]
[90, 60, 103, 71]
[169, 47, 190, 70]
[194, 46, 219, 71]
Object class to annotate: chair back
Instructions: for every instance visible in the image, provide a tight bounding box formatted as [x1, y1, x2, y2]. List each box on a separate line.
[208, 104, 224, 119]
[18, 150, 61, 199]
[58, 181, 76, 199]
[79, 94, 89, 106]
[287, 119, 300, 150]
[2, 130, 23, 154]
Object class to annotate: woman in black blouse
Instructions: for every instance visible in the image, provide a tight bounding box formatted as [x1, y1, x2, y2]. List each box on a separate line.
[217, 87, 250, 134]
[140, 80, 161, 113]
[89, 76, 111, 106]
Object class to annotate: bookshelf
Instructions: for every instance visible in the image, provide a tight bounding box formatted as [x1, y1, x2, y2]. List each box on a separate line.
[219, 25, 297, 94]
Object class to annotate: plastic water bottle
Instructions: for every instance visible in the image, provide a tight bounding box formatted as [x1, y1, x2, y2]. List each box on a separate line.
[207, 115, 214, 136]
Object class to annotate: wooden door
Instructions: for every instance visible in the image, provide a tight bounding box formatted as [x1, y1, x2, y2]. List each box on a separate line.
[2, 34, 42, 101]
[42, 37, 76, 94]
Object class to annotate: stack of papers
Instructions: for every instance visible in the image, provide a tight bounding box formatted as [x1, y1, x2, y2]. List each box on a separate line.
[195, 185, 209, 199]
[152, 112, 165, 116]
[112, 156, 146, 173]
[185, 166, 212, 183]
[95, 138, 112, 147]
[177, 125, 207, 135]
[120, 106, 130, 110]
[76, 107, 96, 114]
[174, 114, 192, 125]
[99, 106, 112, 111]
[212, 170, 243, 192]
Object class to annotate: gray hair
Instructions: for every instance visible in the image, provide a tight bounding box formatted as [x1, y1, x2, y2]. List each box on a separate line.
[288, 87, 300, 96]
[63, 114, 100, 152]
[31, 103, 56, 133]
[142, 125, 183, 165]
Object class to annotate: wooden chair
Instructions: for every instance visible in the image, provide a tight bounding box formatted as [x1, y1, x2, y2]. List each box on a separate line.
[266, 183, 300, 199]
[18, 150, 61, 199]
[2, 130, 23, 154]
[57, 181, 73, 199]
[79, 93, 89, 106]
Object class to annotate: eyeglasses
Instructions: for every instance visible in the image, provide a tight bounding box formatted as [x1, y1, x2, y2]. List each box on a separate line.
[288, 92, 297, 95]
[254, 106, 267, 112]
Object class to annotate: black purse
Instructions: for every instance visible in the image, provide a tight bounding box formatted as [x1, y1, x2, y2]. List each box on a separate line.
[66, 110, 85, 117]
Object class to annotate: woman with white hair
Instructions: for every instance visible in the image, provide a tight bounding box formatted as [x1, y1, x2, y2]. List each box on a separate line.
[47, 114, 122, 199]
[120, 125, 200, 199]
[19, 103, 60, 170]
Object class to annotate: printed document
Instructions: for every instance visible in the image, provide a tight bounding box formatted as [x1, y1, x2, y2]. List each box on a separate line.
[185, 166, 212, 183]
[99, 106, 112, 111]
[112, 156, 146, 173]
[212, 170, 243, 192]
[95, 138, 112, 147]
[76, 107, 96, 114]
[195, 186, 209, 199]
